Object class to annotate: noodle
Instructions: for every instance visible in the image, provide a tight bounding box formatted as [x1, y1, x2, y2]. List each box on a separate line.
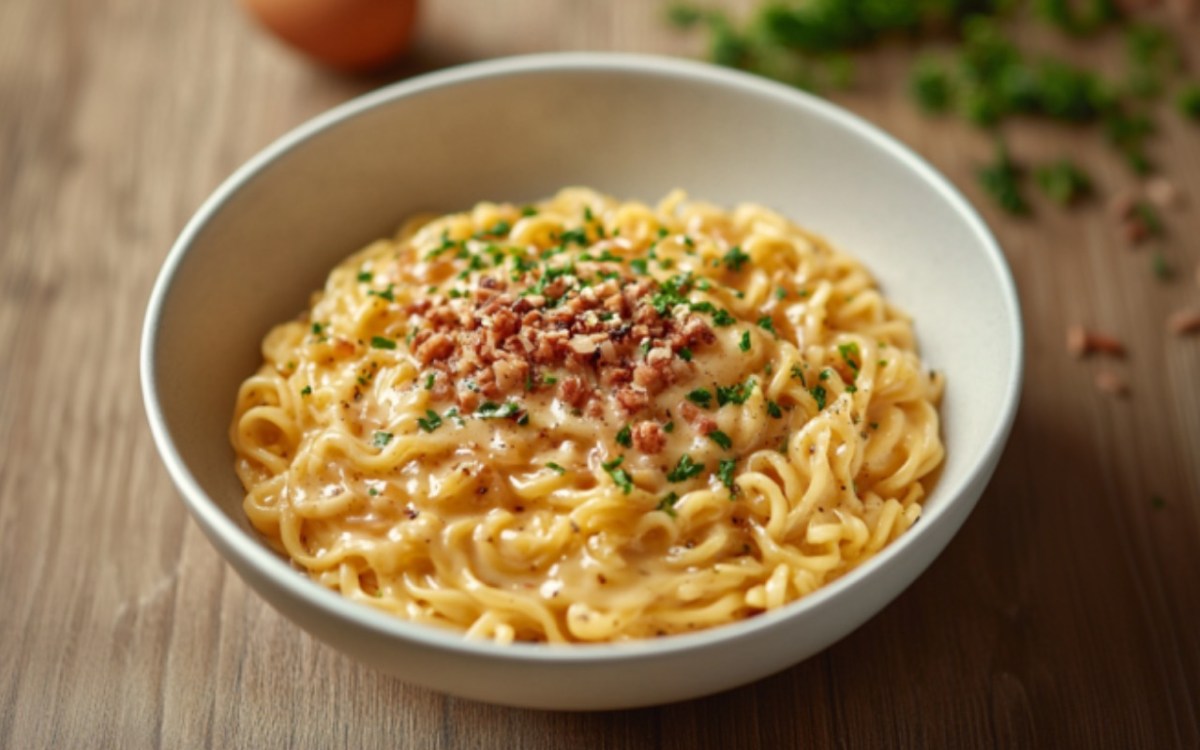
[231, 188, 945, 643]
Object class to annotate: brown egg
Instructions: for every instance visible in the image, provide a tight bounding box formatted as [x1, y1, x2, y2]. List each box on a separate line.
[240, 0, 419, 72]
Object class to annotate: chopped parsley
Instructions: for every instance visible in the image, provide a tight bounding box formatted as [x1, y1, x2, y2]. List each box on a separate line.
[482, 219, 511, 237]
[559, 228, 589, 247]
[310, 322, 324, 335]
[370, 336, 396, 350]
[738, 330, 751, 352]
[521, 205, 538, 217]
[356, 271, 373, 283]
[543, 374, 559, 385]
[372, 431, 393, 447]
[603, 456, 634, 494]
[708, 430, 733, 450]
[838, 342, 861, 373]
[300, 385, 312, 396]
[616, 424, 633, 448]
[687, 388, 713, 407]
[712, 309, 736, 327]
[1151, 251, 1173, 281]
[767, 401, 783, 418]
[756, 316, 777, 335]
[722, 245, 751, 271]
[716, 378, 756, 406]
[656, 492, 680, 517]
[810, 385, 828, 410]
[717, 458, 737, 492]
[367, 284, 395, 302]
[417, 409, 442, 433]
[546, 462, 566, 475]
[978, 141, 1029, 216]
[678, 347, 693, 362]
[774, 287, 787, 300]
[667, 453, 705, 482]
[663, 420, 675, 433]
[424, 372, 435, 390]
[790, 365, 807, 386]
[476, 401, 521, 419]
[1179, 84, 1200, 121]
[1035, 159, 1093, 206]
[630, 258, 649, 276]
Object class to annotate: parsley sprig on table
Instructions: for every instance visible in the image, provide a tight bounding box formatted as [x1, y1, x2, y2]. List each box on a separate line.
[669, 1, 1197, 213]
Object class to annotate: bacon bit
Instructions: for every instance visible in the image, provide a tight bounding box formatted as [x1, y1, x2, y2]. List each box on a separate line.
[457, 389, 481, 413]
[694, 416, 718, 435]
[679, 400, 701, 422]
[415, 333, 455, 365]
[1166, 307, 1200, 336]
[403, 258, 715, 408]
[631, 421, 666, 454]
[559, 376, 590, 409]
[1122, 220, 1150, 245]
[1066, 325, 1126, 358]
[1094, 369, 1129, 397]
[1107, 189, 1138, 221]
[492, 357, 529, 393]
[632, 362, 665, 392]
[1145, 177, 1182, 209]
[568, 335, 598, 355]
[332, 338, 357, 358]
[615, 386, 650, 414]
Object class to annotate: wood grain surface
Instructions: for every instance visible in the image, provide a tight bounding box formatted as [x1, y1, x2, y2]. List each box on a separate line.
[2, 1, 1198, 747]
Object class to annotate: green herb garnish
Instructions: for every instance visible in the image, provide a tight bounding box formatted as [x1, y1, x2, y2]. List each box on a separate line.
[603, 456, 634, 494]
[712, 309, 736, 327]
[667, 454, 705, 482]
[716, 378, 755, 406]
[717, 458, 737, 492]
[417, 409, 442, 433]
[810, 385, 828, 410]
[370, 336, 396, 350]
[722, 245, 750, 271]
[708, 430, 733, 450]
[373, 431, 393, 447]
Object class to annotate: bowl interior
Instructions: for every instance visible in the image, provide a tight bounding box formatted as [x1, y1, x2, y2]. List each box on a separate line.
[145, 54, 1020, 657]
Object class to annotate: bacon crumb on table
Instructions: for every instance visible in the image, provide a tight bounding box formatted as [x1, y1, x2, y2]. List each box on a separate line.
[1167, 308, 1200, 336]
[1066, 324, 1126, 358]
[1094, 369, 1130, 397]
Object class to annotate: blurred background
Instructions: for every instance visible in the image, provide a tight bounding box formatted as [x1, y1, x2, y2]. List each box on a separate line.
[2, 1, 1198, 747]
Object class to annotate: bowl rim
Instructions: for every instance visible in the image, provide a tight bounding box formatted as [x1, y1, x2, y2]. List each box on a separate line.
[141, 51, 1023, 663]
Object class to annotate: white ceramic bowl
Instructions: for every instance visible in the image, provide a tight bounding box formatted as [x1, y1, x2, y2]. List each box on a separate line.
[141, 53, 1022, 710]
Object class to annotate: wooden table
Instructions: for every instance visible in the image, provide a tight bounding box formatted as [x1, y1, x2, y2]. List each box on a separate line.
[3, 1, 1197, 746]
